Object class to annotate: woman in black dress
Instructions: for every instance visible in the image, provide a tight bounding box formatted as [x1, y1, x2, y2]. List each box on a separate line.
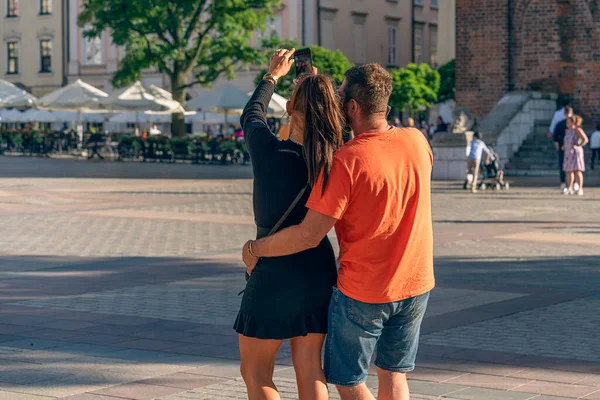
[234, 49, 341, 399]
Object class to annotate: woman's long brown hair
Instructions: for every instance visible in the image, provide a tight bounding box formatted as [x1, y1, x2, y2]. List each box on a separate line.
[290, 75, 344, 194]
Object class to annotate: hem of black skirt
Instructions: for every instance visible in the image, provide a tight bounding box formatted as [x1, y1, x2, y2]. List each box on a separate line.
[233, 310, 328, 340]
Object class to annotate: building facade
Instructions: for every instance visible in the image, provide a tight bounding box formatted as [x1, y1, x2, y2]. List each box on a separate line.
[457, 0, 600, 121]
[1, 0, 68, 97]
[299, 0, 413, 67]
[2, 0, 452, 101]
[66, 0, 166, 92]
[436, 0, 455, 66]
[192, 0, 416, 98]
[413, 0, 440, 67]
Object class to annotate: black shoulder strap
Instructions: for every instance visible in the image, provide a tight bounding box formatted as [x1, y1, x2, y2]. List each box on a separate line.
[239, 184, 309, 294]
[268, 184, 308, 236]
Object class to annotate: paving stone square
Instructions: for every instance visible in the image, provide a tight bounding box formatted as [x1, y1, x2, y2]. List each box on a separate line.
[0, 158, 598, 399]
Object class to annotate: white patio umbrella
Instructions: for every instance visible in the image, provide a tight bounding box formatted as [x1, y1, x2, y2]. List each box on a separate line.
[22, 109, 58, 123]
[110, 111, 195, 124]
[186, 84, 256, 127]
[0, 79, 37, 108]
[0, 108, 26, 122]
[38, 79, 108, 111]
[52, 111, 108, 123]
[146, 84, 173, 100]
[101, 81, 184, 132]
[247, 90, 287, 117]
[101, 81, 183, 112]
[37, 79, 109, 149]
[184, 112, 240, 125]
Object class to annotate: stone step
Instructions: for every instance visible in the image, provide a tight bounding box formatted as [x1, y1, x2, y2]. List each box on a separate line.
[518, 144, 556, 152]
[504, 159, 558, 169]
[504, 168, 558, 177]
[511, 157, 556, 166]
[526, 135, 554, 142]
[514, 150, 556, 158]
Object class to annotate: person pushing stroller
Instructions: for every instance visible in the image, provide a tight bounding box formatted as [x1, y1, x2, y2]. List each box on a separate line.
[465, 132, 491, 193]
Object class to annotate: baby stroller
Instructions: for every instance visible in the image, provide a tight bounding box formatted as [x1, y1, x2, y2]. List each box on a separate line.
[464, 148, 510, 191]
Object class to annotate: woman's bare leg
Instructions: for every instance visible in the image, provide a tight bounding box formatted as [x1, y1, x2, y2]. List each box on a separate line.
[239, 335, 283, 400]
[576, 171, 584, 190]
[290, 334, 329, 400]
[472, 161, 480, 193]
[567, 172, 575, 192]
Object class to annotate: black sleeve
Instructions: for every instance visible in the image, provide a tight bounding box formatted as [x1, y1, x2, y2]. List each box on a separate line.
[241, 80, 278, 164]
[553, 121, 562, 143]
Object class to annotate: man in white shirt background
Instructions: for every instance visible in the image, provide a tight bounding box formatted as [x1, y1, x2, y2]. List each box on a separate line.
[149, 124, 162, 136]
[548, 106, 566, 139]
[590, 121, 600, 171]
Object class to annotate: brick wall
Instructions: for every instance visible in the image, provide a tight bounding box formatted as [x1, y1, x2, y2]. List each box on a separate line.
[457, 0, 600, 123]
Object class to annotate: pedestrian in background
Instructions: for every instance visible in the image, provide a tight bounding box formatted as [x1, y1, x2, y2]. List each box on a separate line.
[549, 104, 567, 139]
[553, 106, 573, 192]
[563, 115, 588, 195]
[466, 131, 491, 193]
[590, 121, 600, 170]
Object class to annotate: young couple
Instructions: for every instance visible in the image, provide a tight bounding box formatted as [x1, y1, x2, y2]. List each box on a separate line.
[234, 48, 435, 400]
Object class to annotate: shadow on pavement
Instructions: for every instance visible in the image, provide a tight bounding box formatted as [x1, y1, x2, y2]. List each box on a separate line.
[434, 255, 600, 292]
[0, 156, 253, 180]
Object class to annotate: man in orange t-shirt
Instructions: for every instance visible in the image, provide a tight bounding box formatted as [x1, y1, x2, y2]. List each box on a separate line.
[243, 63, 434, 400]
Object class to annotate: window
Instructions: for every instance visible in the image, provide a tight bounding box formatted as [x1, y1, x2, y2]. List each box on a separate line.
[84, 33, 104, 65]
[7, 0, 19, 17]
[7, 41, 19, 74]
[431, 0, 438, 9]
[40, 39, 52, 72]
[352, 15, 367, 64]
[320, 10, 336, 51]
[40, 0, 51, 15]
[430, 25, 438, 67]
[387, 25, 397, 66]
[414, 23, 424, 64]
[414, 0, 423, 6]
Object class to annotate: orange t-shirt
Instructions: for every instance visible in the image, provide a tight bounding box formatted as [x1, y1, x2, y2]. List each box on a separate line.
[306, 127, 435, 304]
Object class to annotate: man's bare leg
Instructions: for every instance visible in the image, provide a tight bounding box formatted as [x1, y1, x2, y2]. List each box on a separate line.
[337, 383, 376, 400]
[376, 368, 409, 400]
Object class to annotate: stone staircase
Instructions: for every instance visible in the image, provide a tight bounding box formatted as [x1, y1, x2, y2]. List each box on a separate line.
[505, 121, 556, 176]
[505, 120, 594, 176]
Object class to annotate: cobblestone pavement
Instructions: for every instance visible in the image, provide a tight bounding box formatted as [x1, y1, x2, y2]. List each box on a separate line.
[0, 157, 599, 399]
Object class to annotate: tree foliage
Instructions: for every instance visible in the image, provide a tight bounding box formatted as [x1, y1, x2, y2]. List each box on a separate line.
[437, 59, 455, 102]
[389, 63, 441, 115]
[254, 37, 353, 97]
[79, 0, 280, 135]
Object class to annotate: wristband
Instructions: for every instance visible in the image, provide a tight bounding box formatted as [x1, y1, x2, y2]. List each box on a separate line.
[248, 240, 259, 258]
[263, 73, 279, 86]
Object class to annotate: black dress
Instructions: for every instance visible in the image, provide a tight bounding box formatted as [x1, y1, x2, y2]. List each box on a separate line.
[233, 80, 338, 340]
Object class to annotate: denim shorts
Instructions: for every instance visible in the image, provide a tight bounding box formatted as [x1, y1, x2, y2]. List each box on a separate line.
[324, 287, 430, 387]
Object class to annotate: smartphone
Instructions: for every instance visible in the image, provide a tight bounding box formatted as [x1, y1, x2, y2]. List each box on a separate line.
[294, 48, 313, 77]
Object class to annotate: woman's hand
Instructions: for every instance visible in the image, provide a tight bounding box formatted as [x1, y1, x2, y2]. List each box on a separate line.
[269, 48, 295, 80]
[242, 240, 260, 276]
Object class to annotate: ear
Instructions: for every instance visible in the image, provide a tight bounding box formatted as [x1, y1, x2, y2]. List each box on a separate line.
[348, 99, 359, 118]
[286, 100, 293, 116]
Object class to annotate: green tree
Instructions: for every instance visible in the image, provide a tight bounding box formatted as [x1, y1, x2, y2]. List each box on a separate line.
[437, 59, 455, 101]
[254, 38, 353, 97]
[79, 0, 280, 136]
[390, 63, 441, 115]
